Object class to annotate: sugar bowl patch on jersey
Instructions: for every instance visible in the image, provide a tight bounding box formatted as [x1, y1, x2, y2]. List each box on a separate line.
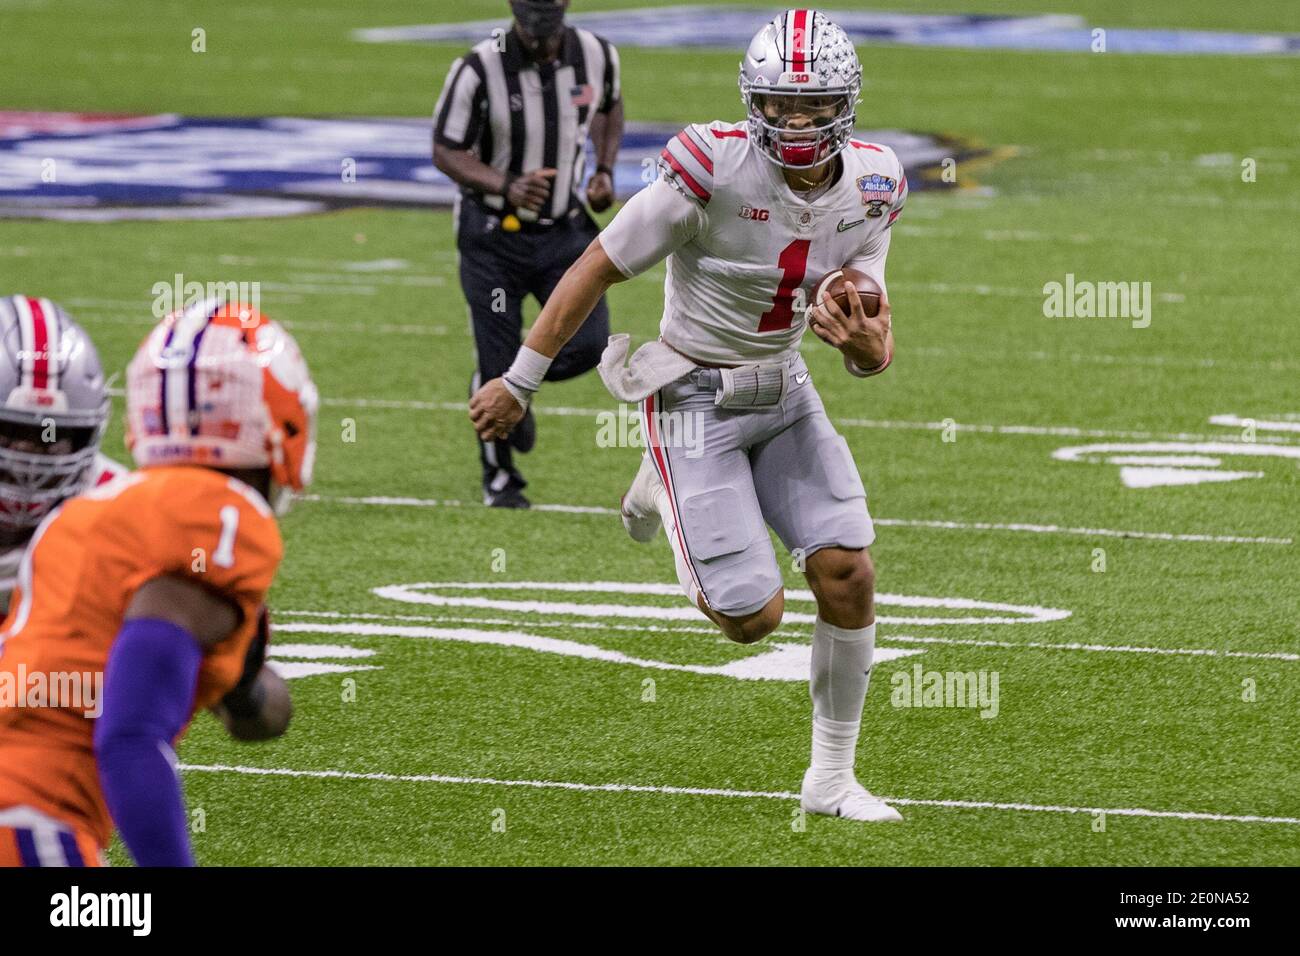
[849, 143, 908, 225]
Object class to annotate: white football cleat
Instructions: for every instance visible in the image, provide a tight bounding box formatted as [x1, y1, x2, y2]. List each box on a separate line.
[620, 454, 663, 543]
[800, 768, 903, 822]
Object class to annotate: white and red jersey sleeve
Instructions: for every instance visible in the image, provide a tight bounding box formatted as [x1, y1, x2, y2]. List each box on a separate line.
[658, 124, 717, 205]
[842, 140, 907, 298]
[92, 453, 129, 488]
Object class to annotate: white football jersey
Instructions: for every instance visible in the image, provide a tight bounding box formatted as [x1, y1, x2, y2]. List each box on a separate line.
[599, 120, 907, 365]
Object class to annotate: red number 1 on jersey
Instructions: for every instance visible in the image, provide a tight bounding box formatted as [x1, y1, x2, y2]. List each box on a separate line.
[758, 238, 811, 333]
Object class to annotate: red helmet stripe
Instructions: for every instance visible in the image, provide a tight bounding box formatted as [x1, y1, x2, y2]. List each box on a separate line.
[12, 296, 58, 391]
[26, 298, 50, 389]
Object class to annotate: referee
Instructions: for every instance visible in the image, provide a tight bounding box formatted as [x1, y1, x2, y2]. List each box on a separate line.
[434, 0, 624, 509]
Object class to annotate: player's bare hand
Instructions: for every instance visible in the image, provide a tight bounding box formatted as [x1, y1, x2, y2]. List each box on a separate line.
[810, 285, 891, 369]
[586, 171, 614, 213]
[469, 376, 527, 442]
[506, 168, 557, 213]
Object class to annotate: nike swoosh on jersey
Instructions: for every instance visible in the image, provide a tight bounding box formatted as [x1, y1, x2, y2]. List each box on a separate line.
[837, 218, 865, 232]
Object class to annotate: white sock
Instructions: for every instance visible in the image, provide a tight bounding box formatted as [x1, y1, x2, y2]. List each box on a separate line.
[653, 480, 701, 609]
[809, 619, 876, 774]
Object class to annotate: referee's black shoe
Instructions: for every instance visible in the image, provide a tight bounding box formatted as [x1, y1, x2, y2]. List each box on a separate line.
[484, 470, 531, 509]
[486, 486, 530, 509]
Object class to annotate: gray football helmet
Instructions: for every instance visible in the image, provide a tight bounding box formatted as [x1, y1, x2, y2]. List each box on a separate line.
[0, 295, 109, 535]
[739, 9, 862, 170]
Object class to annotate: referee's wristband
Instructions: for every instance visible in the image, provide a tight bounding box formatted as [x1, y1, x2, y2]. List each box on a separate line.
[595, 164, 614, 177]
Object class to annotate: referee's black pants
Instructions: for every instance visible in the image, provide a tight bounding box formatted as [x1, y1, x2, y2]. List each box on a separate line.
[457, 199, 610, 494]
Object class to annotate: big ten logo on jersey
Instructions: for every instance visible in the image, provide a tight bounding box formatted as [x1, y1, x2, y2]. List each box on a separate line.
[739, 204, 771, 222]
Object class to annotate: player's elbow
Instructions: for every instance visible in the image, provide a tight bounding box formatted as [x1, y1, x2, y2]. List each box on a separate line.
[586, 237, 631, 286]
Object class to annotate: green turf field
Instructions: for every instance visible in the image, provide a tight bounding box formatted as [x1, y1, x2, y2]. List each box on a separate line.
[1, 1, 1297, 865]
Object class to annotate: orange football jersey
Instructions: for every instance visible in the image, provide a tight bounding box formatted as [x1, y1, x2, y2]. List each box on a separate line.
[0, 465, 282, 850]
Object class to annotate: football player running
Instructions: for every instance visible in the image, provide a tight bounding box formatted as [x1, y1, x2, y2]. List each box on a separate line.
[471, 10, 907, 822]
[0, 300, 318, 866]
[0, 296, 127, 614]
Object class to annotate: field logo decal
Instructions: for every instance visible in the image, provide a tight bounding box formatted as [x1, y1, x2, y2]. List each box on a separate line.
[1054, 413, 1300, 488]
[268, 642, 379, 680]
[0, 112, 987, 221]
[355, 9, 1300, 57]
[260, 581, 1070, 684]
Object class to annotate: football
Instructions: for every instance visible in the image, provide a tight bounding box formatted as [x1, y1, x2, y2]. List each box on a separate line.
[810, 267, 883, 319]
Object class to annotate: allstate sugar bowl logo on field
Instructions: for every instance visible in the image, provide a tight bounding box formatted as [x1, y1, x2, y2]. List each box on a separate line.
[0, 111, 989, 222]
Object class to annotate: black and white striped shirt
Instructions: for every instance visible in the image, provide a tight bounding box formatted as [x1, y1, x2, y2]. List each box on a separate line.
[434, 26, 621, 224]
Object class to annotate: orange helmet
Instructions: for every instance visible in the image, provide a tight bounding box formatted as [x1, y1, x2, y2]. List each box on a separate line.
[126, 299, 318, 514]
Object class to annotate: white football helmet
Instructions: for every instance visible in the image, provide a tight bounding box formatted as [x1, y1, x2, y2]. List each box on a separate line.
[0, 295, 109, 536]
[739, 9, 862, 170]
[126, 298, 319, 515]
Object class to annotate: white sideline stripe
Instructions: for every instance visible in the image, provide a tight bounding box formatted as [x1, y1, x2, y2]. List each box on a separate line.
[82, 313, 448, 337]
[315, 396, 1300, 445]
[872, 518, 1290, 546]
[274, 610, 1300, 663]
[295, 495, 1292, 546]
[880, 633, 1299, 663]
[176, 763, 1300, 826]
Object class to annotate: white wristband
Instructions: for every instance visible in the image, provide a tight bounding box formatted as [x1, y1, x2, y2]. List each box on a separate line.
[501, 348, 553, 395]
[501, 377, 533, 410]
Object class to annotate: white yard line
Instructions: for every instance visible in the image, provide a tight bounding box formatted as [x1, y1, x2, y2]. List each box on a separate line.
[177, 763, 1300, 826]
[295, 495, 1293, 546]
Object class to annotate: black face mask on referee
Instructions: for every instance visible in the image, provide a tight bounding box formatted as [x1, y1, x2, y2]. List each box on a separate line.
[511, 0, 568, 60]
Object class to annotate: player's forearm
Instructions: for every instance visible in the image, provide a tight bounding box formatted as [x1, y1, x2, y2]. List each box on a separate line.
[522, 238, 625, 359]
[432, 143, 509, 197]
[590, 101, 624, 171]
[95, 619, 202, 867]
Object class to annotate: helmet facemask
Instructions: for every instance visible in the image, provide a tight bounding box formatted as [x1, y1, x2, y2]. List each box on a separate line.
[0, 412, 105, 539]
[746, 87, 858, 170]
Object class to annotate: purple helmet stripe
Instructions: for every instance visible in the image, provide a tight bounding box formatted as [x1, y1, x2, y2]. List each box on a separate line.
[187, 321, 209, 436]
[158, 321, 178, 435]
